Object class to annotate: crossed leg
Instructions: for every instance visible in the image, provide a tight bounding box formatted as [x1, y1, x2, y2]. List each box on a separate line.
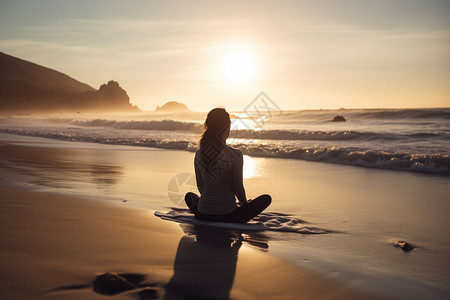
[184, 192, 271, 223]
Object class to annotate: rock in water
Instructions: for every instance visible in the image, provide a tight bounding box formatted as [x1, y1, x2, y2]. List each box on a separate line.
[155, 101, 191, 112]
[393, 241, 416, 252]
[331, 115, 346, 122]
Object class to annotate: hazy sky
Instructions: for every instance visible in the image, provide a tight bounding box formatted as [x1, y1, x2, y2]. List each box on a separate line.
[1, 0, 449, 111]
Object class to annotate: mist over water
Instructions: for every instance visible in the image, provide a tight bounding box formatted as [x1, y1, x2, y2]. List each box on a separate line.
[1, 108, 449, 174]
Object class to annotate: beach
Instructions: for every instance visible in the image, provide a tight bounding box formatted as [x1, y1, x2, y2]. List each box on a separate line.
[0, 132, 449, 299]
[0, 134, 384, 300]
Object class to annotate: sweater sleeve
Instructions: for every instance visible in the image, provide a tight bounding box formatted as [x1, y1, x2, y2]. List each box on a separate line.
[194, 152, 204, 194]
[232, 150, 247, 204]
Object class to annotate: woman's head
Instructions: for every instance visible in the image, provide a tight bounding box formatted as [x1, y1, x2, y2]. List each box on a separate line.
[199, 108, 231, 149]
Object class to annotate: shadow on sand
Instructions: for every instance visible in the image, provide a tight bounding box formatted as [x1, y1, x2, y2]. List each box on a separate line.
[45, 223, 268, 299]
[164, 223, 268, 299]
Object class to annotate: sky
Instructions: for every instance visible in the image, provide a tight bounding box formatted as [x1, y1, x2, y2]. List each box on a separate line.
[0, 0, 449, 111]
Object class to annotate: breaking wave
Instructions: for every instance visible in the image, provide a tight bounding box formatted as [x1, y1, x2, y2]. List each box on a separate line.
[276, 108, 450, 121]
[42, 117, 450, 143]
[0, 127, 448, 175]
[349, 108, 450, 120]
[230, 129, 449, 142]
[69, 119, 204, 133]
[235, 143, 450, 175]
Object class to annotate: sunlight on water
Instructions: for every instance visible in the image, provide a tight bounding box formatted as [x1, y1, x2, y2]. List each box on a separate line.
[230, 113, 261, 130]
[243, 155, 259, 179]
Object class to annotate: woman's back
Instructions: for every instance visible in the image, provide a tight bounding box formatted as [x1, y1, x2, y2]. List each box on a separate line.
[195, 145, 243, 215]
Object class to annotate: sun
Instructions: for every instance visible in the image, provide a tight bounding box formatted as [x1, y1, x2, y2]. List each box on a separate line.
[223, 51, 255, 82]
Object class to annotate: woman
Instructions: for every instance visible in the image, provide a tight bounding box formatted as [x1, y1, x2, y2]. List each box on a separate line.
[185, 108, 271, 223]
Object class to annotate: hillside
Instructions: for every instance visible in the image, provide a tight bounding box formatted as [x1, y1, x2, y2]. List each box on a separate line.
[0, 52, 140, 113]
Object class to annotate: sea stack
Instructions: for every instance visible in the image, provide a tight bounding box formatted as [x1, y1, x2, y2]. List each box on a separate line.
[155, 101, 191, 112]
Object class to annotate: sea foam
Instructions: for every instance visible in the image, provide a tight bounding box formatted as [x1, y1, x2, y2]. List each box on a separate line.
[154, 209, 328, 234]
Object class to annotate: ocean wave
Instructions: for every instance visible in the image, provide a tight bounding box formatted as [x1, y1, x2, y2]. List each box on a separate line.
[229, 129, 449, 142]
[69, 119, 204, 133]
[1, 128, 448, 175]
[235, 144, 450, 175]
[27, 115, 450, 143]
[70, 119, 117, 127]
[0, 127, 197, 151]
[270, 108, 450, 123]
[350, 108, 450, 120]
[49, 118, 450, 142]
[112, 120, 202, 133]
[50, 118, 384, 141]
[230, 129, 365, 140]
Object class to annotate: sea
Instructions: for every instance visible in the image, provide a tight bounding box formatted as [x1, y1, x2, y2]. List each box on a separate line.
[0, 107, 449, 175]
[0, 108, 449, 299]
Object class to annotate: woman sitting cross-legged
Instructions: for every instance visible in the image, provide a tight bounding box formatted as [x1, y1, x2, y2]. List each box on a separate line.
[185, 108, 271, 223]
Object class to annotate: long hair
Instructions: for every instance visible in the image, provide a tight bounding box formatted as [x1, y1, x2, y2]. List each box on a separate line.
[199, 108, 231, 150]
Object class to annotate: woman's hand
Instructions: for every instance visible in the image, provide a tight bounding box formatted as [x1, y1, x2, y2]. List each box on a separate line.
[237, 199, 250, 207]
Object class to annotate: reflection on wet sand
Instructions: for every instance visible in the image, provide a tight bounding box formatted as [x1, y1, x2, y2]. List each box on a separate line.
[0, 142, 122, 189]
[165, 224, 268, 299]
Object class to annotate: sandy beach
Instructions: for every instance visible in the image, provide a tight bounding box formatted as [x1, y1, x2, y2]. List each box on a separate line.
[0, 180, 377, 299]
[1, 133, 449, 299]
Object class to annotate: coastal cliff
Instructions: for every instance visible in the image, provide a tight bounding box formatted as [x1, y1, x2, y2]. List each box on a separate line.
[0, 52, 140, 113]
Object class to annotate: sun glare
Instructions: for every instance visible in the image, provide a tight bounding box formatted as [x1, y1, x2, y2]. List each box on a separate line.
[223, 52, 255, 82]
[243, 155, 259, 179]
